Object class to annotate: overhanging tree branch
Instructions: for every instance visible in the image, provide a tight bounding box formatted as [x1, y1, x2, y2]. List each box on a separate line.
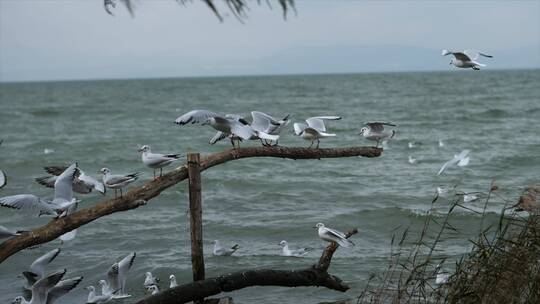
[0, 146, 381, 263]
[136, 229, 359, 304]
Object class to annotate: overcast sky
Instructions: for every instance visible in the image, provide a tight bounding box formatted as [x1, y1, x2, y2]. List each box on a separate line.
[1, 0, 539, 82]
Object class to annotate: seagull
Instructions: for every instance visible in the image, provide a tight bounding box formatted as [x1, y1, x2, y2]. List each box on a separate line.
[143, 272, 160, 288]
[146, 285, 160, 295]
[169, 275, 178, 288]
[0, 225, 22, 239]
[22, 248, 61, 289]
[438, 139, 445, 148]
[408, 156, 418, 164]
[435, 264, 449, 284]
[0, 140, 5, 189]
[250, 111, 290, 145]
[41, 276, 83, 304]
[279, 240, 312, 257]
[35, 166, 105, 195]
[58, 203, 78, 243]
[100, 168, 141, 198]
[138, 145, 182, 178]
[437, 150, 470, 175]
[12, 269, 67, 304]
[98, 252, 136, 299]
[437, 186, 451, 196]
[212, 240, 240, 256]
[103, 0, 134, 17]
[463, 194, 479, 203]
[408, 141, 422, 149]
[0, 163, 79, 217]
[86, 286, 114, 304]
[314, 223, 354, 248]
[175, 110, 278, 148]
[442, 49, 493, 70]
[359, 122, 396, 148]
[293, 116, 341, 148]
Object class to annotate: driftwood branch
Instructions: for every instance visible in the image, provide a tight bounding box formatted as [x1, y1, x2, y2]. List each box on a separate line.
[0, 146, 380, 263]
[136, 229, 359, 304]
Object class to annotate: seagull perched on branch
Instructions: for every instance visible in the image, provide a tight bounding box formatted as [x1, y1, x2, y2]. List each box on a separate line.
[175, 110, 278, 148]
[314, 223, 355, 248]
[35, 165, 105, 195]
[359, 122, 396, 148]
[138, 145, 182, 178]
[293, 116, 341, 148]
[0, 163, 79, 217]
[100, 168, 141, 198]
[442, 49, 493, 70]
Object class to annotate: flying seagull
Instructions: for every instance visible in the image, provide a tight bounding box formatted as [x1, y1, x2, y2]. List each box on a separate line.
[437, 150, 470, 175]
[0, 163, 79, 217]
[22, 248, 62, 289]
[13, 269, 69, 304]
[314, 223, 354, 248]
[98, 252, 136, 299]
[212, 240, 240, 256]
[100, 168, 141, 198]
[35, 166, 105, 195]
[359, 122, 396, 147]
[293, 116, 341, 148]
[175, 110, 278, 148]
[442, 49, 493, 70]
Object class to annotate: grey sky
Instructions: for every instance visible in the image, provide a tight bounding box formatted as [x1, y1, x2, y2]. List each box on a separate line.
[1, 0, 539, 82]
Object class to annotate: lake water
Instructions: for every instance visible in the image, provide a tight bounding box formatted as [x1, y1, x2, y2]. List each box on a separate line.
[0, 69, 539, 303]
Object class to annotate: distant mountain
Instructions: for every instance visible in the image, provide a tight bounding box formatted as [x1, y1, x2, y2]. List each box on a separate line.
[241, 44, 540, 75]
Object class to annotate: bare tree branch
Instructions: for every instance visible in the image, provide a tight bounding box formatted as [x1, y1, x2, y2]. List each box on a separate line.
[0, 146, 381, 263]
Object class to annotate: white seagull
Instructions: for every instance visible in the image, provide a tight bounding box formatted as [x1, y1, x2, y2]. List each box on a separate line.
[35, 166, 105, 195]
[100, 168, 141, 198]
[463, 193, 479, 203]
[442, 49, 493, 70]
[98, 252, 136, 299]
[0, 139, 6, 189]
[437, 150, 470, 175]
[138, 145, 181, 178]
[408, 156, 418, 165]
[359, 122, 396, 147]
[0, 163, 79, 217]
[146, 285, 160, 295]
[315, 223, 354, 248]
[293, 116, 341, 148]
[143, 272, 160, 288]
[279, 240, 312, 257]
[12, 269, 68, 304]
[435, 263, 450, 284]
[22, 248, 61, 289]
[86, 285, 114, 304]
[212, 240, 240, 256]
[175, 110, 278, 148]
[0, 225, 22, 239]
[169, 275, 178, 288]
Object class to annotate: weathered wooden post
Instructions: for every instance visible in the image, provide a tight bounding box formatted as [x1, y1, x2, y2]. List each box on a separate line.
[187, 153, 205, 285]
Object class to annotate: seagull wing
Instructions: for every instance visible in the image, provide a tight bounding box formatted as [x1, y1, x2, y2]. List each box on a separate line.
[106, 173, 140, 185]
[117, 252, 136, 293]
[306, 116, 341, 132]
[54, 163, 78, 201]
[293, 123, 307, 135]
[31, 269, 66, 302]
[174, 110, 219, 125]
[78, 172, 106, 194]
[30, 248, 61, 278]
[366, 122, 396, 132]
[323, 227, 354, 248]
[452, 52, 472, 61]
[35, 176, 57, 189]
[44, 166, 68, 176]
[464, 50, 493, 60]
[120, 0, 134, 17]
[0, 194, 54, 212]
[209, 131, 230, 145]
[0, 170, 6, 188]
[106, 263, 121, 292]
[46, 276, 83, 304]
[251, 111, 278, 133]
[230, 121, 255, 140]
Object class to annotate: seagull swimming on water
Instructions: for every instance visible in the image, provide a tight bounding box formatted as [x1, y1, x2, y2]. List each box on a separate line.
[86, 285, 114, 304]
[212, 240, 240, 256]
[442, 49, 493, 70]
[437, 150, 470, 175]
[314, 223, 355, 248]
[138, 145, 182, 178]
[293, 116, 341, 148]
[35, 166, 105, 195]
[100, 168, 141, 198]
[98, 252, 136, 299]
[0, 163, 79, 217]
[175, 110, 278, 148]
[279, 240, 312, 257]
[359, 122, 396, 148]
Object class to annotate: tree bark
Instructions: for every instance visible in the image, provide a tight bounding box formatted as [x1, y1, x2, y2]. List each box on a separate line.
[0, 146, 381, 263]
[136, 229, 359, 304]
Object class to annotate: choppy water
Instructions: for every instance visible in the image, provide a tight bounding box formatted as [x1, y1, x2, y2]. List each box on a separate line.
[0, 70, 539, 303]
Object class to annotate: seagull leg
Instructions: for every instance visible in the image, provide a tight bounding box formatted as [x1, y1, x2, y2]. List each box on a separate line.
[160, 168, 163, 177]
[120, 188, 123, 197]
[230, 138, 236, 149]
[309, 140, 314, 148]
[153, 169, 156, 179]
[114, 189, 117, 198]
[316, 139, 320, 149]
